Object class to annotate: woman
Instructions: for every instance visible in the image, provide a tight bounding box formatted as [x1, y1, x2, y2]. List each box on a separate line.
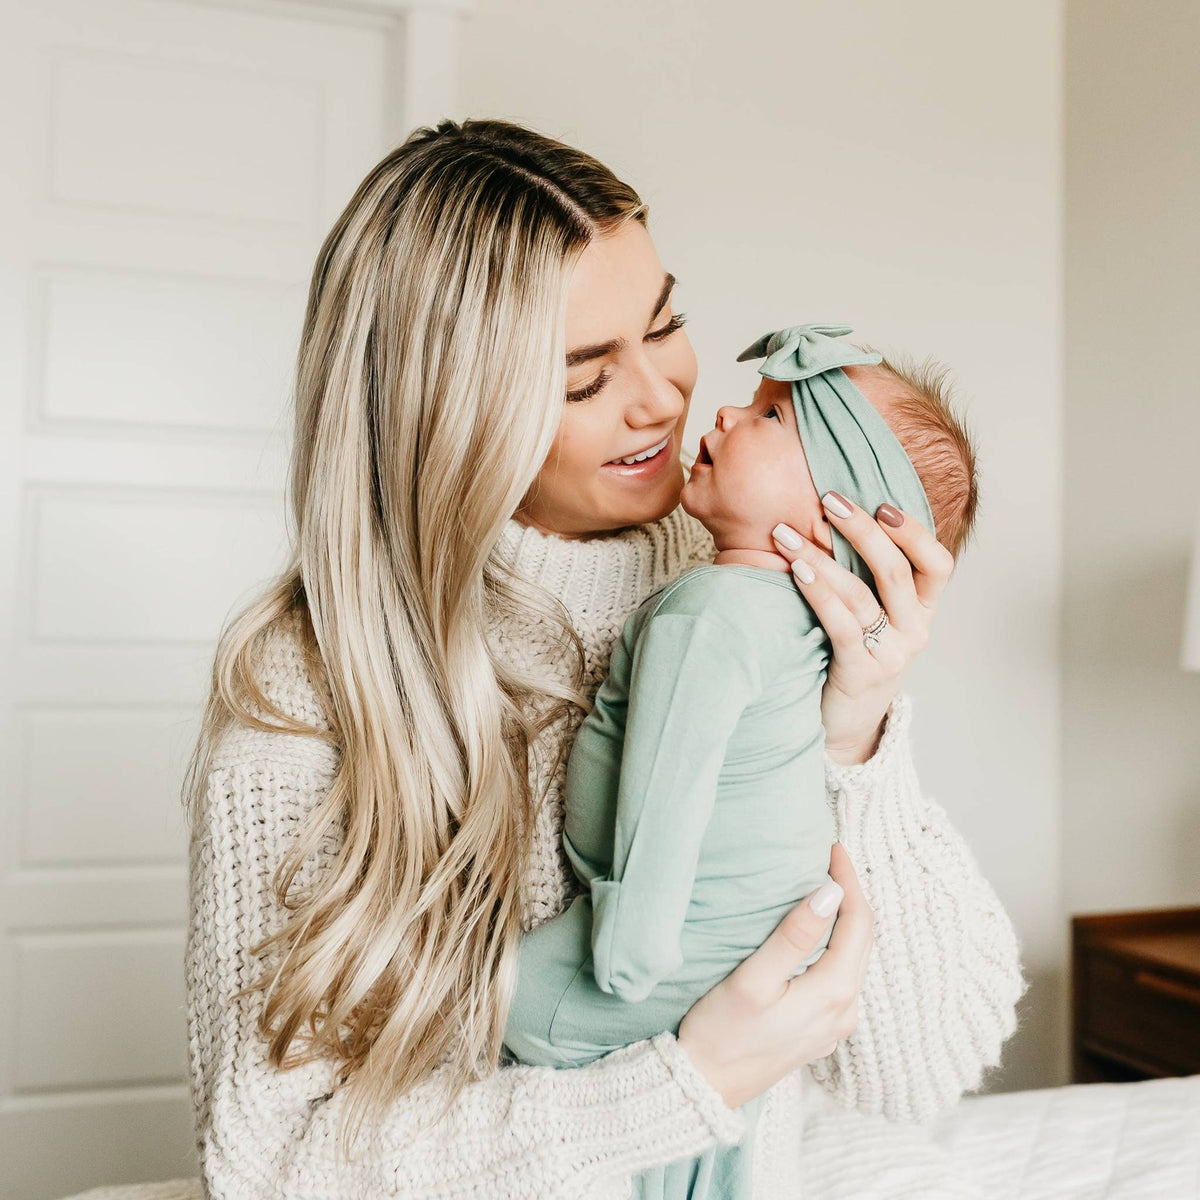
[184, 118, 1026, 1198]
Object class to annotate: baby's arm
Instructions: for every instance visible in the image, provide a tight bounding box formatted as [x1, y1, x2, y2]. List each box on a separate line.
[587, 611, 760, 1002]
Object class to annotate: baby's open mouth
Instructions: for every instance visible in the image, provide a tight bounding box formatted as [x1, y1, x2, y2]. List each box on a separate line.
[696, 437, 713, 466]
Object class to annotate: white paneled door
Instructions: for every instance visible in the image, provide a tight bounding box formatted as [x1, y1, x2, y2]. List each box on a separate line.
[0, 1, 464, 1195]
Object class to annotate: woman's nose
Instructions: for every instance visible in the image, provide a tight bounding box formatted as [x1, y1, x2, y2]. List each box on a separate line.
[627, 366, 685, 426]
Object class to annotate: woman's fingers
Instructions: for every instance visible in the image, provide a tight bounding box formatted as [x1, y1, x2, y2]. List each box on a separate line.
[825, 841, 875, 983]
[801, 846, 873, 991]
[871, 502, 956, 611]
[816, 492, 928, 634]
[677, 843, 875, 1107]
[772, 492, 955, 648]
[729, 877, 844, 1005]
[784, 846, 874, 1032]
[771, 522, 888, 659]
[730, 843, 872, 1006]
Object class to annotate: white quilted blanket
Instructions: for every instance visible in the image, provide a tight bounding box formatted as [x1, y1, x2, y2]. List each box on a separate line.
[930, 1073, 1200, 1199]
[57, 1075, 1200, 1200]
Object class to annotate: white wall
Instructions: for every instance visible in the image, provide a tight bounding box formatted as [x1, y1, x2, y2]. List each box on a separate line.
[1064, 2, 1200, 913]
[462, 0, 1066, 1091]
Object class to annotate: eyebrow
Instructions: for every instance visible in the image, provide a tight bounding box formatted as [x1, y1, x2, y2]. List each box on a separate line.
[565, 272, 676, 368]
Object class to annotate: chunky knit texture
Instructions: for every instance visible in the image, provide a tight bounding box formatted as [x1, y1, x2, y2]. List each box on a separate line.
[185, 502, 1027, 1199]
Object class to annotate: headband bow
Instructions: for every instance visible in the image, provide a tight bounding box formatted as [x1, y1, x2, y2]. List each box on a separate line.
[735, 323, 883, 380]
[735, 323, 936, 592]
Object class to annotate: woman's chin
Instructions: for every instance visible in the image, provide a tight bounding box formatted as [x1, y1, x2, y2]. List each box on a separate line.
[656, 463, 687, 515]
[626, 463, 685, 523]
[587, 460, 686, 531]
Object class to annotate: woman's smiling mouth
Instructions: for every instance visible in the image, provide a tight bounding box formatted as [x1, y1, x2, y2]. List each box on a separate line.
[603, 433, 672, 477]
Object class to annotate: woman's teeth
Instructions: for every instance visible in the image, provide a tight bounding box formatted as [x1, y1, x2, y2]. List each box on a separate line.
[610, 435, 669, 466]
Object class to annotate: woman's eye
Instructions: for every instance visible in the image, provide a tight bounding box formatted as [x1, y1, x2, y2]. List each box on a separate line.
[565, 312, 688, 403]
[646, 311, 688, 341]
[566, 368, 611, 404]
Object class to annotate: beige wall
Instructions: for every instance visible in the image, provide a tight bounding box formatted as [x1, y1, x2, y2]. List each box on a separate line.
[1064, 3, 1200, 913]
[463, 1, 1066, 1091]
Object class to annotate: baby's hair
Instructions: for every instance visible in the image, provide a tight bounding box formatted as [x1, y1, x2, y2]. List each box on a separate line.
[862, 351, 980, 563]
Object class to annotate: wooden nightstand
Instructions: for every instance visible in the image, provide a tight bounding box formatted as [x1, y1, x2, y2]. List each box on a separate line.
[1071, 906, 1200, 1083]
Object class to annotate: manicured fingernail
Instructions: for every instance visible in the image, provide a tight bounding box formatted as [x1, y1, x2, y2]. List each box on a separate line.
[822, 491, 852, 519]
[772, 522, 803, 550]
[877, 504, 904, 528]
[793, 559, 816, 584]
[810, 880, 844, 917]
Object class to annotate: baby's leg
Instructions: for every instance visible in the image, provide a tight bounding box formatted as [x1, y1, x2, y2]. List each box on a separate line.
[504, 892, 608, 1068]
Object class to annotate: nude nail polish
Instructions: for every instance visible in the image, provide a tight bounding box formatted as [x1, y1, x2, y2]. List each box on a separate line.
[877, 504, 904, 528]
[822, 491, 852, 519]
[772, 523, 803, 550]
[810, 880, 844, 917]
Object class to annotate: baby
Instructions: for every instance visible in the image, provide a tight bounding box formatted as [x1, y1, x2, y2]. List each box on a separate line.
[503, 324, 975, 1200]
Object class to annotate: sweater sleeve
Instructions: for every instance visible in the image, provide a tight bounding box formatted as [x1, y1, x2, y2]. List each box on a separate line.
[186, 746, 745, 1200]
[809, 691, 1030, 1124]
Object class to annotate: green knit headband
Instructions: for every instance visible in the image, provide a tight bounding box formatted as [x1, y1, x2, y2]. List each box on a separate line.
[736, 324, 936, 591]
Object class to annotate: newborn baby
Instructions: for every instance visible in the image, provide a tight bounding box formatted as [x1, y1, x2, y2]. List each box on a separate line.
[503, 324, 974, 1200]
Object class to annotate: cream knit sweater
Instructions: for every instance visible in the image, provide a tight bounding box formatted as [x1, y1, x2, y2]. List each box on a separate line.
[185, 503, 1027, 1199]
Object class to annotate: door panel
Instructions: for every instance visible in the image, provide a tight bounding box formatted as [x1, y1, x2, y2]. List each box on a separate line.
[0, 1, 404, 1195]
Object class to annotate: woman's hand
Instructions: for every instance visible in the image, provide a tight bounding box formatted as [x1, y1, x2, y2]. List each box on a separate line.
[771, 495, 954, 765]
[677, 842, 873, 1110]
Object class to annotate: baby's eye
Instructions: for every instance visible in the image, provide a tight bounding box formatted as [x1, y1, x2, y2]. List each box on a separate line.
[765, 406, 781, 421]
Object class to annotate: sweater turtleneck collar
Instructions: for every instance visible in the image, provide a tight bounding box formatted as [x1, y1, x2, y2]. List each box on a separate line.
[495, 504, 715, 626]
[241, 505, 715, 750]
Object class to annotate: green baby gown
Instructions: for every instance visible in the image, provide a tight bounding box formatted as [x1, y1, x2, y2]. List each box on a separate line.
[503, 325, 937, 1200]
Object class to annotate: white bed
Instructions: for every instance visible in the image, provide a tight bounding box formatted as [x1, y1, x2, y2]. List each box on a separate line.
[930, 1073, 1200, 1200]
[60, 1074, 1200, 1200]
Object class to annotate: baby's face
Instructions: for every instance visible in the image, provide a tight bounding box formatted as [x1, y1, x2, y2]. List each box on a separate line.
[681, 376, 833, 555]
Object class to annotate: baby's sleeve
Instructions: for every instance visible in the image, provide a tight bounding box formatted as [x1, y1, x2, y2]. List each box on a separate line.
[591, 612, 760, 1002]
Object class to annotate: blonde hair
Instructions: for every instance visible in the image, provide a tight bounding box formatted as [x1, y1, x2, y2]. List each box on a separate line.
[182, 118, 648, 1146]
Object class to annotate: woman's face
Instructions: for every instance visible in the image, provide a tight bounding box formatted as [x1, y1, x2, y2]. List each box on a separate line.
[514, 220, 697, 538]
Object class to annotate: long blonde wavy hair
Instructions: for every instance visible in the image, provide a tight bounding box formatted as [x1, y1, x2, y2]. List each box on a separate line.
[182, 118, 649, 1143]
